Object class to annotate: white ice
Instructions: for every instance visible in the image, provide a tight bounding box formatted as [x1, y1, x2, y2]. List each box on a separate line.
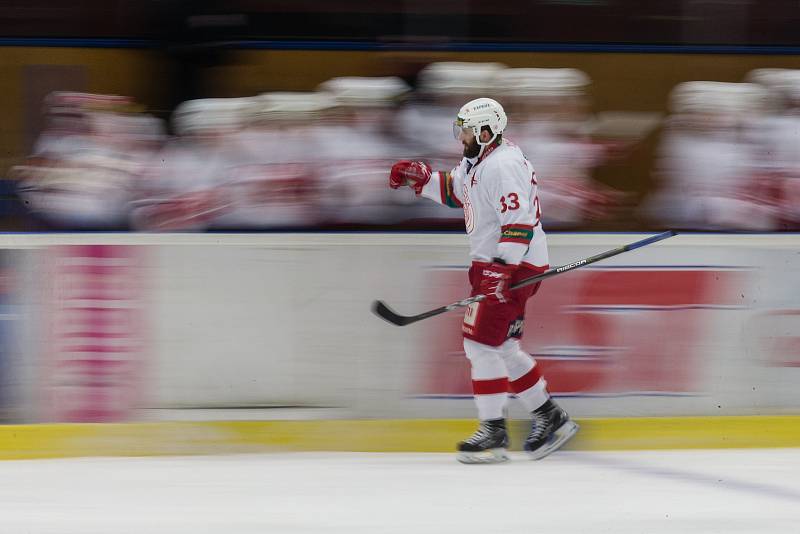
[0, 449, 798, 534]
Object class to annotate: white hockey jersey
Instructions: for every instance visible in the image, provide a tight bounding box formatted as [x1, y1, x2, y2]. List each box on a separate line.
[420, 139, 549, 267]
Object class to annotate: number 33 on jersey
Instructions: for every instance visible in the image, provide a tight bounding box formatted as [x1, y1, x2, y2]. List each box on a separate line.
[420, 139, 549, 269]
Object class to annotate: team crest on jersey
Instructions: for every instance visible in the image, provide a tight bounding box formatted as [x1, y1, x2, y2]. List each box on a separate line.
[462, 183, 475, 233]
[463, 301, 480, 329]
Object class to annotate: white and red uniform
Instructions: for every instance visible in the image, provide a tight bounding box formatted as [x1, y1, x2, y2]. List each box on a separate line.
[315, 121, 419, 225]
[418, 138, 551, 420]
[644, 123, 778, 230]
[755, 113, 800, 226]
[130, 136, 232, 231]
[19, 111, 164, 229]
[421, 138, 548, 269]
[210, 127, 322, 229]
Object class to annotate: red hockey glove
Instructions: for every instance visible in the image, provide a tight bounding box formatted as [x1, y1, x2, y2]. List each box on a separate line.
[478, 262, 517, 305]
[389, 160, 432, 195]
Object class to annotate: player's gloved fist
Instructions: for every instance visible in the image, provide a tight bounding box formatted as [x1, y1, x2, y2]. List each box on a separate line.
[479, 262, 517, 305]
[389, 160, 432, 195]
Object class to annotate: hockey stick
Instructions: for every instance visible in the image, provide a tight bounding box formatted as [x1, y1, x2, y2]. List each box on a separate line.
[372, 230, 677, 326]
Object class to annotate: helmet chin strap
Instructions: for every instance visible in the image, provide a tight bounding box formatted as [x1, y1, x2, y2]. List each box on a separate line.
[475, 131, 498, 158]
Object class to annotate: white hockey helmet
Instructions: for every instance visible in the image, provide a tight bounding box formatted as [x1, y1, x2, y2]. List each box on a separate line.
[453, 97, 508, 146]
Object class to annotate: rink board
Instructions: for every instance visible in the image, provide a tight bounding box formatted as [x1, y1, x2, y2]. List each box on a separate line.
[1, 232, 799, 423]
[0, 416, 798, 460]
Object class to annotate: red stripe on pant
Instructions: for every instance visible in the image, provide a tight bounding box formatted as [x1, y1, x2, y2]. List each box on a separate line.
[472, 377, 510, 395]
[509, 366, 542, 394]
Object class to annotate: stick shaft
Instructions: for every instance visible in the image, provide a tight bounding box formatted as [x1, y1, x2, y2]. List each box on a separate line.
[373, 230, 676, 326]
[510, 230, 676, 291]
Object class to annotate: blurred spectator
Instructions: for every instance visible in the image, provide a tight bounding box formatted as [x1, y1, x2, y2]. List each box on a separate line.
[130, 97, 245, 231]
[641, 81, 778, 231]
[315, 76, 419, 225]
[209, 92, 335, 230]
[746, 69, 800, 229]
[16, 64, 797, 233]
[495, 68, 622, 228]
[12, 92, 165, 229]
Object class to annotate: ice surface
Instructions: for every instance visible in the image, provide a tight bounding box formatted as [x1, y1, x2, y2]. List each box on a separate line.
[0, 449, 798, 533]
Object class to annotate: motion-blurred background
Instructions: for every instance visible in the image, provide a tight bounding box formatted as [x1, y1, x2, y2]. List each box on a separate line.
[1, 0, 799, 232]
[0, 2, 797, 457]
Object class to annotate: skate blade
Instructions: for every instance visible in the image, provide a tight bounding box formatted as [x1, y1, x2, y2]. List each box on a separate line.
[457, 448, 509, 464]
[525, 420, 579, 461]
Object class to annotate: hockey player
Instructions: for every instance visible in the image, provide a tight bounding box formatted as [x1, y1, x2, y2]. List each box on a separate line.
[388, 98, 578, 463]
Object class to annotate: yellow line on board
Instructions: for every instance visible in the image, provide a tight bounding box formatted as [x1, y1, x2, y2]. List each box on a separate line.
[0, 416, 797, 460]
[563, 416, 800, 451]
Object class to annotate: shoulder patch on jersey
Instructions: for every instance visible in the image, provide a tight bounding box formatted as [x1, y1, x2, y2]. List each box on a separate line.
[500, 224, 534, 244]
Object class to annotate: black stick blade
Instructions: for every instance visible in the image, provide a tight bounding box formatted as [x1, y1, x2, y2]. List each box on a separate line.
[372, 300, 415, 326]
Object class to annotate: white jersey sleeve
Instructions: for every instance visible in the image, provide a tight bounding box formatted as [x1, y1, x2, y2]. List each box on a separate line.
[420, 168, 464, 208]
[491, 155, 540, 265]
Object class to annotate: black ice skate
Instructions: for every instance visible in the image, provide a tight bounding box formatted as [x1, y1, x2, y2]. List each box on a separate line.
[457, 419, 509, 464]
[524, 399, 579, 460]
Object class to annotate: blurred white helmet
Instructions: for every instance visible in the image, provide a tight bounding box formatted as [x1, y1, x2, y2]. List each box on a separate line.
[317, 76, 410, 107]
[255, 92, 337, 121]
[418, 62, 506, 97]
[747, 68, 800, 108]
[493, 68, 590, 97]
[669, 81, 767, 115]
[453, 97, 508, 146]
[172, 97, 256, 135]
[746, 68, 791, 88]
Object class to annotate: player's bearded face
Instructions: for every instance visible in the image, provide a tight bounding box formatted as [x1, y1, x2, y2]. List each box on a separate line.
[461, 131, 480, 158]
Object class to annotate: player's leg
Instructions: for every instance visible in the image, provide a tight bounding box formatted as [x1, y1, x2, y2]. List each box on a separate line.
[457, 338, 510, 464]
[456, 263, 514, 464]
[500, 339, 578, 459]
[500, 338, 548, 410]
[505, 267, 579, 460]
